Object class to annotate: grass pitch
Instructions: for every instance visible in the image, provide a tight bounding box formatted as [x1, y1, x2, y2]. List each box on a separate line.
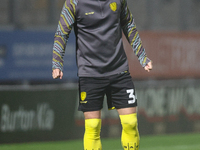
[0, 133, 199, 150]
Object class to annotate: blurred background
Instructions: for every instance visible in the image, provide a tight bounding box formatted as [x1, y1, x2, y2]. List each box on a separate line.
[0, 0, 200, 145]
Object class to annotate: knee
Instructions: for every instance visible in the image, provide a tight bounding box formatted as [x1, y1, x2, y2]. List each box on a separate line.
[85, 119, 101, 129]
[120, 113, 138, 132]
[85, 119, 101, 135]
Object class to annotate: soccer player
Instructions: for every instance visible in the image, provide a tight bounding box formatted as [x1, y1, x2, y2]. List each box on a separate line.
[52, 0, 152, 150]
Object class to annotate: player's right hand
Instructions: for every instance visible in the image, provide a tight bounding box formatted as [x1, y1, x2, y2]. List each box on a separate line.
[52, 69, 63, 79]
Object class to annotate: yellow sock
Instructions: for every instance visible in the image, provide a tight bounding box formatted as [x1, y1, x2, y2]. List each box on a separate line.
[84, 119, 102, 150]
[119, 113, 140, 150]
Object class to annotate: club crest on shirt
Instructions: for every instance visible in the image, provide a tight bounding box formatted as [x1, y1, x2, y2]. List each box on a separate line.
[110, 2, 117, 12]
[81, 92, 87, 101]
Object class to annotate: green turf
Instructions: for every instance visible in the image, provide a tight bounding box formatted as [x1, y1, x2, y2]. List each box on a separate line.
[0, 133, 200, 150]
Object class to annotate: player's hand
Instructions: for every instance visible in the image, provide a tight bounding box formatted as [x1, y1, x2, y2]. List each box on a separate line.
[52, 69, 63, 79]
[144, 61, 153, 72]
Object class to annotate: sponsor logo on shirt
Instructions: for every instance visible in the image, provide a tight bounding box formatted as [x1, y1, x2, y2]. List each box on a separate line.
[85, 12, 94, 15]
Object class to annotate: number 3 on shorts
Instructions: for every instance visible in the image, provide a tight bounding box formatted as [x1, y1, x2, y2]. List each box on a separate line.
[126, 89, 136, 104]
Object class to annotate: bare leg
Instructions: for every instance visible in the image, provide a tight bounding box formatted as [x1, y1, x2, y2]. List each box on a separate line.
[84, 110, 101, 119]
[117, 107, 137, 115]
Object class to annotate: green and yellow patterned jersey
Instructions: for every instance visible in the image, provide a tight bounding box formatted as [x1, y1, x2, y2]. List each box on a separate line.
[52, 0, 150, 77]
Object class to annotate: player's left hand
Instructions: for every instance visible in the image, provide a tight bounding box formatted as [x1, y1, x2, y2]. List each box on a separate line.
[144, 61, 153, 72]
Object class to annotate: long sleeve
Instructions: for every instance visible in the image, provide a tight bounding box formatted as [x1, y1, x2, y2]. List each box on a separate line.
[52, 0, 77, 71]
[120, 0, 150, 67]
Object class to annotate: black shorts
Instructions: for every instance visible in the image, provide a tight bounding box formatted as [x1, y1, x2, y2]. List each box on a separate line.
[78, 71, 137, 112]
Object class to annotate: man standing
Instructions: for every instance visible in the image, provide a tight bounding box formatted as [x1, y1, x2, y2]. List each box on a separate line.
[52, 0, 152, 150]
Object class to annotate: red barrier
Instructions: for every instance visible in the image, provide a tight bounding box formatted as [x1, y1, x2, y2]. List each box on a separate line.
[123, 32, 200, 79]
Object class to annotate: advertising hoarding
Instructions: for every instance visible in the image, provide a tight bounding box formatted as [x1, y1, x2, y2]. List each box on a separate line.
[0, 30, 77, 81]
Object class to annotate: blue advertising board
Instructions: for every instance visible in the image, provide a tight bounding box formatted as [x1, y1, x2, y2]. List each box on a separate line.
[0, 30, 77, 81]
